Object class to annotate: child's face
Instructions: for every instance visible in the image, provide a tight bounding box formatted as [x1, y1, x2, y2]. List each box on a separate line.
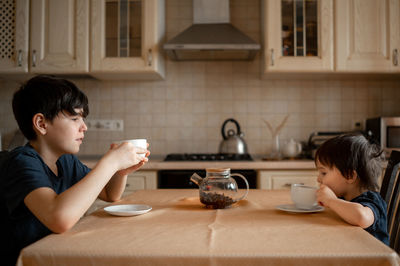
[44, 108, 87, 155]
[316, 161, 350, 198]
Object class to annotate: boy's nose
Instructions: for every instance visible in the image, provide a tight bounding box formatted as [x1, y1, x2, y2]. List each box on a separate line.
[81, 121, 88, 131]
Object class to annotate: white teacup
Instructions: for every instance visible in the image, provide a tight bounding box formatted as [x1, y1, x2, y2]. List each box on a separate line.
[290, 184, 318, 210]
[116, 139, 147, 158]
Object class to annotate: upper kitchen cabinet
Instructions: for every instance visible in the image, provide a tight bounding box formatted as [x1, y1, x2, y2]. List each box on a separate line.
[335, 0, 400, 72]
[90, 0, 165, 80]
[30, 0, 89, 74]
[262, 0, 334, 73]
[0, 0, 29, 73]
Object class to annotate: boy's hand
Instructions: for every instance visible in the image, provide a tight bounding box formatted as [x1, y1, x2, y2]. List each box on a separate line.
[116, 146, 150, 176]
[316, 184, 337, 207]
[107, 142, 149, 172]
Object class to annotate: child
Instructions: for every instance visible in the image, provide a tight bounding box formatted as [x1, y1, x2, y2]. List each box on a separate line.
[315, 133, 389, 245]
[0, 75, 150, 266]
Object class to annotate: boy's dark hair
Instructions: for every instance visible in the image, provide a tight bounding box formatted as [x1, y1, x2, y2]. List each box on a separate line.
[315, 133, 383, 191]
[12, 75, 89, 140]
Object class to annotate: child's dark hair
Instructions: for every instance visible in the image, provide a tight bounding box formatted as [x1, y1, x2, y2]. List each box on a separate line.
[12, 75, 89, 140]
[315, 133, 383, 191]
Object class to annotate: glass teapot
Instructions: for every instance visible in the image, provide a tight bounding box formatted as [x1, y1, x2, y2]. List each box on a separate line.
[190, 168, 249, 209]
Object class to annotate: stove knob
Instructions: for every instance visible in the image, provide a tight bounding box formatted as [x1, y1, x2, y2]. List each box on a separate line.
[210, 155, 216, 160]
[200, 155, 207, 160]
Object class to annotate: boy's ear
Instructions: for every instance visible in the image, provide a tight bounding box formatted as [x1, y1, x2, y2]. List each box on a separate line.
[346, 170, 358, 184]
[32, 113, 47, 135]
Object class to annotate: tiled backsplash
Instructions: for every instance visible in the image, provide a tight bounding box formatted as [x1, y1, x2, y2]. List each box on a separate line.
[0, 0, 399, 156]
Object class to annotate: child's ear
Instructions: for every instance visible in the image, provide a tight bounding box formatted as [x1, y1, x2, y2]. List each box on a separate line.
[32, 113, 47, 135]
[346, 170, 358, 184]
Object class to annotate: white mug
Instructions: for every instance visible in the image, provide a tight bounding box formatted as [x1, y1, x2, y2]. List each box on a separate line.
[116, 139, 147, 158]
[290, 184, 318, 210]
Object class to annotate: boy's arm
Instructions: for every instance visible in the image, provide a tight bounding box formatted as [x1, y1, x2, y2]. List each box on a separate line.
[24, 143, 146, 233]
[98, 146, 150, 202]
[317, 185, 375, 228]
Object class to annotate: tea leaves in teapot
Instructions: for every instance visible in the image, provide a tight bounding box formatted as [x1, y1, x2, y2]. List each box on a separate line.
[200, 191, 234, 209]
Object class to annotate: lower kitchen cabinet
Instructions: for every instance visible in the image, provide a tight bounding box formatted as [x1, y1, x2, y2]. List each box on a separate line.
[86, 170, 157, 215]
[257, 170, 318, 190]
[124, 170, 157, 193]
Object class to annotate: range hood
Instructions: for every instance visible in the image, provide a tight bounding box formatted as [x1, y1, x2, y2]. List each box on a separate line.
[163, 0, 260, 61]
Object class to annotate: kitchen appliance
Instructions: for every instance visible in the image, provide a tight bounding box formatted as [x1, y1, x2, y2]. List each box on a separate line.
[159, 153, 256, 189]
[163, 0, 260, 61]
[190, 168, 249, 209]
[219, 118, 248, 154]
[282, 138, 302, 159]
[366, 117, 400, 158]
[307, 131, 346, 159]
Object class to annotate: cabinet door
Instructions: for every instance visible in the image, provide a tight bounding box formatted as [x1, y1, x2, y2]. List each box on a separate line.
[30, 0, 89, 73]
[335, 0, 400, 72]
[124, 171, 157, 193]
[262, 0, 333, 72]
[90, 0, 165, 80]
[258, 170, 318, 189]
[0, 0, 29, 73]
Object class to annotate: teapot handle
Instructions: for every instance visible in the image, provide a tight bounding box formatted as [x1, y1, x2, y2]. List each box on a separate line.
[231, 173, 249, 202]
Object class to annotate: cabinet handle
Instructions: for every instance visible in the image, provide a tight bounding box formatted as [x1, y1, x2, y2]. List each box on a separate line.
[283, 182, 304, 188]
[270, 49, 274, 66]
[394, 49, 399, 66]
[17, 50, 22, 67]
[32, 50, 37, 67]
[147, 49, 152, 66]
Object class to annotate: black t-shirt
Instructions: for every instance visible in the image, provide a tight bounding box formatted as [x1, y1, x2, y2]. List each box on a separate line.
[0, 144, 90, 265]
[351, 191, 389, 245]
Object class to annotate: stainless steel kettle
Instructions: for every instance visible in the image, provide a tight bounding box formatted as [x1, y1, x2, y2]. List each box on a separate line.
[219, 118, 248, 154]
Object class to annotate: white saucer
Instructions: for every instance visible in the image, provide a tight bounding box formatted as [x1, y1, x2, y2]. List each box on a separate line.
[275, 204, 324, 213]
[104, 204, 152, 216]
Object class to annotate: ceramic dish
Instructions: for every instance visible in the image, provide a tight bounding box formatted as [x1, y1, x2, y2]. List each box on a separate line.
[104, 204, 152, 216]
[275, 204, 324, 213]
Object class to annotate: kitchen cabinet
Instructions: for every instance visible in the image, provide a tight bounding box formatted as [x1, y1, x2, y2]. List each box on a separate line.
[258, 170, 318, 190]
[335, 0, 400, 72]
[124, 170, 157, 192]
[90, 0, 165, 80]
[30, 0, 89, 74]
[262, 0, 334, 73]
[0, 0, 90, 75]
[0, 0, 29, 73]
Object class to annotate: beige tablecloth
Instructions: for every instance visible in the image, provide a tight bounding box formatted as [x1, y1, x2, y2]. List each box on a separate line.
[18, 189, 400, 266]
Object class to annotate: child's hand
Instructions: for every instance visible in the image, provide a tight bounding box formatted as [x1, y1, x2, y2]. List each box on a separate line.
[115, 143, 151, 176]
[107, 142, 149, 171]
[316, 184, 337, 208]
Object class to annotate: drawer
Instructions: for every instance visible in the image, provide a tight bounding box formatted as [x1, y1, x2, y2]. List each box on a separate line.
[258, 170, 318, 190]
[271, 175, 318, 190]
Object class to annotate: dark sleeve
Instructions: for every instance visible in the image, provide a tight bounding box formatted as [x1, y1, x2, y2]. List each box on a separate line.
[59, 154, 91, 184]
[352, 192, 387, 233]
[3, 152, 53, 214]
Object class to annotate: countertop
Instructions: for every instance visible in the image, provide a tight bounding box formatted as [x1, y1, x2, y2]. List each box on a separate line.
[79, 155, 318, 170]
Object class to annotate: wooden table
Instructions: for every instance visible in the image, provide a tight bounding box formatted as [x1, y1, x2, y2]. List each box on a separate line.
[18, 189, 400, 266]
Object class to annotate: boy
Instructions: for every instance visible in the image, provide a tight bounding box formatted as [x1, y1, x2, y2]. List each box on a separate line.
[0, 75, 149, 265]
[315, 133, 389, 245]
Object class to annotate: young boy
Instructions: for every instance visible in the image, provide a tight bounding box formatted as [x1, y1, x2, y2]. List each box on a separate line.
[0, 75, 150, 265]
[315, 133, 389, 245]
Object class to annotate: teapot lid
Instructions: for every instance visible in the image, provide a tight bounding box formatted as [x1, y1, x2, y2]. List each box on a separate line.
[206, 168, 230, 175]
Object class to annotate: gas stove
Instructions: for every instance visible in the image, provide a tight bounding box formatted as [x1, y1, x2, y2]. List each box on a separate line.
[164, 153, 253, 161]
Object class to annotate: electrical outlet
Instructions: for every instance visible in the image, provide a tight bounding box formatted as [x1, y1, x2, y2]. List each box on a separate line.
[86, 119, 124, 131]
